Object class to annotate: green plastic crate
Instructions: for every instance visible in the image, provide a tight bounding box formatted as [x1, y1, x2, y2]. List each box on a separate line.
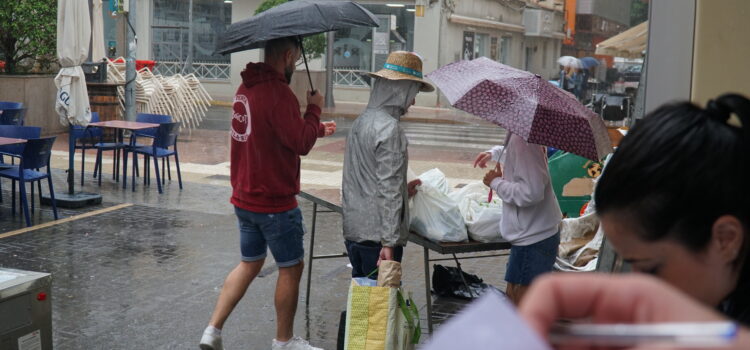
[548, 151, 603, 218]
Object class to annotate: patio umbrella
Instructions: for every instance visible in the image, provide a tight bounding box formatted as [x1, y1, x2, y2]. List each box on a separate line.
[91, 0, 106, 61]
[557, 56, 581, 69]
[579, 57, 600, 69]
[215, 0, 378, 92]
[53, 0, 100, 202]
[55, 0, 92, 127]
[427, 57, 613, 161]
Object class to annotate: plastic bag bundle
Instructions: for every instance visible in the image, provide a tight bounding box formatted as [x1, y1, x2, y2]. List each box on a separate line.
[409, 169, 468, 243]
[449, 183, 506, 243]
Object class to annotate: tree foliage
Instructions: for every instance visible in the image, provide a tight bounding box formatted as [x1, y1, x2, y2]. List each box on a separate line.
[255, 0, 326, 60]
[0, 0, 57, 73]
[630, 0, 648, 27]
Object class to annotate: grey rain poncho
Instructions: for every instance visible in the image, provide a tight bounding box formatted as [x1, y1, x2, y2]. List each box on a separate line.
[342, 78, 421, 247]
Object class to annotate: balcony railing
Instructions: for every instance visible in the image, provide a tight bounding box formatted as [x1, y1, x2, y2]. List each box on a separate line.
[333, 69, 369, 87]
[154, 61, 231, 80]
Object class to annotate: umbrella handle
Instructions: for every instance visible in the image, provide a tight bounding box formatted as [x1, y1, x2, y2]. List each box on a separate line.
[299, 37, 316, 95]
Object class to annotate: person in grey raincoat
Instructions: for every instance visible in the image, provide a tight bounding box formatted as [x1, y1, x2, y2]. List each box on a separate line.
[342, 51, 434, 278]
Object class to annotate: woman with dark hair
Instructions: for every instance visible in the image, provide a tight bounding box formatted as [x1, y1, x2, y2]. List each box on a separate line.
[594, 93, 750, 325]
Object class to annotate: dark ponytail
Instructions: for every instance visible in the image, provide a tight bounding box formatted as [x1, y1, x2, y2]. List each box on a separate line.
[595, 93, 750, 324]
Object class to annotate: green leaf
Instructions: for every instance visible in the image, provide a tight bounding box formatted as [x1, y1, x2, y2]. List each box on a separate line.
[255, 0, 326, 60]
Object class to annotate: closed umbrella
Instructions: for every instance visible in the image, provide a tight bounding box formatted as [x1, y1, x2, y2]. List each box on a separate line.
[54, 0, 92, 127]
[53, 0, 101, 203]
[91, 0, 106, 61]
[427, 57, 612, 161]
[216, 0, 378, 92]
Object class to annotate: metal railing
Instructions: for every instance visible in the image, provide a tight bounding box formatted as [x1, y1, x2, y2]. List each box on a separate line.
[154, 61, 231, 80]
[333, 69, 370, 87]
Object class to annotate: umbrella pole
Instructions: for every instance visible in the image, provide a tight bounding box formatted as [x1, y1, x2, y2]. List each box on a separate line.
[299, 38, 315, 93]
[68, 124, 75, 195]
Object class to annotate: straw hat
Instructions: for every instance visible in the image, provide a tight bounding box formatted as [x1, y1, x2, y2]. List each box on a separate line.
[368, 51, 435, 92]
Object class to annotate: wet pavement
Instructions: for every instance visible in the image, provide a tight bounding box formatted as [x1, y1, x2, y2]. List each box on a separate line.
[1, 105, 511, 349]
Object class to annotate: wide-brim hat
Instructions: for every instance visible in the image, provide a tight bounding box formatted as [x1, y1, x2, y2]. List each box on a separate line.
[368, 51, 435, 92]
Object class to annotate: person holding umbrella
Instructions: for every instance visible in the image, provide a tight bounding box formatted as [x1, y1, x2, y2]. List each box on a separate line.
[342, 51, 433, 278]
[200, 37, 334, 350]
[427, 57, 613, 305]
[474, 133, 562, 305]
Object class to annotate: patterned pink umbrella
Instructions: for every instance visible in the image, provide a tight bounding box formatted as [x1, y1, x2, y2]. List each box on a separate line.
[427, 57, 613, 160]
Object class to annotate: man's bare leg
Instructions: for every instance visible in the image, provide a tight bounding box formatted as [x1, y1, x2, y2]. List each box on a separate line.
[208, 259, 265, 329]
[275, 261, 305, 342]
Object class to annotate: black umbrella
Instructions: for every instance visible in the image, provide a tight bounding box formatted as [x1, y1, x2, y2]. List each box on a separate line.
[215, 0, 379, 92]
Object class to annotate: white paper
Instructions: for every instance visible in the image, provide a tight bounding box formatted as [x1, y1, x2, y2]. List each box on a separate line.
[18, 330, 42, 350]
[421, 290, 552, 350]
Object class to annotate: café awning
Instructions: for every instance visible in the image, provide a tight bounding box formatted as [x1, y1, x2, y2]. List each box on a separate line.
[595, 21, 648, 59]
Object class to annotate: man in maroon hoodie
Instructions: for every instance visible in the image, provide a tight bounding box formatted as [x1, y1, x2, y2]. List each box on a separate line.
[200, 37, 335, 350]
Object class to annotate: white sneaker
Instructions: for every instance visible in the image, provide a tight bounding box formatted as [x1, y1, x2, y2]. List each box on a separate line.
[271, 336, 323, 350]
[199, 326, 223, 350]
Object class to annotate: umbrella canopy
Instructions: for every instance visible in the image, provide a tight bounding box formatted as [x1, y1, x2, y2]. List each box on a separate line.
[427, 57, 613, 161]
[579, 57, 600, 69]
[54, 0, 92, 126]
[91, 0, 106, 61]
[557, 56, 581, 69]
[595, 21, 648, 58]
[215, 0, 378, 55]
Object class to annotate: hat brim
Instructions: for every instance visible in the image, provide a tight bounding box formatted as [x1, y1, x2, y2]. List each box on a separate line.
[368, 69, 435, 92]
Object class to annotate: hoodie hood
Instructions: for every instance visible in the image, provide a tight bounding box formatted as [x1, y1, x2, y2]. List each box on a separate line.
[241, 62, 286, 89]
[366, 78, 421, 119]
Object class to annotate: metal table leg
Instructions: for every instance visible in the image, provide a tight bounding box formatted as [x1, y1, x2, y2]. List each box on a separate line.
[305, 202, 318, 306]
[424, 246, 433, 333]
[452, 253, 475, 299]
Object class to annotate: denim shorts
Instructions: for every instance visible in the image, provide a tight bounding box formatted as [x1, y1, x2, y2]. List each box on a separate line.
[505, 232, 560, 286]
[234, 206, 305, 268]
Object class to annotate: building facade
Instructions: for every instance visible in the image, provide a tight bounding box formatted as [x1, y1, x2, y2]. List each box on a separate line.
[562, 0, 632, 58]
[102, 0, 565, 107]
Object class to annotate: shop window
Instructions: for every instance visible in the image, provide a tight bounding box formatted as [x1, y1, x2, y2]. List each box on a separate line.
[333, 4, 415, 85]
[151, 0, 231, 64]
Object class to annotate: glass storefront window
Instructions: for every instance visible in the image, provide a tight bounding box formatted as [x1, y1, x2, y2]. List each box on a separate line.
[474, 33, 489, 58]
[500, 37, 511, 64]
[152, 0, 231, 63]
[333, 4, 415, 73]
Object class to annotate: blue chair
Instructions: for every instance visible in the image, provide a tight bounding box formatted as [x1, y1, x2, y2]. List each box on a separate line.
[0, 101, 26, 126]
[0, 125, 42, 203]
[0, 137, 59, 227]
[0, 125, 41, 157]
[92, 115, 128, 186]
[129, 113, 172, 181]
[70, 112, 103, 186]
[125, 122, 182, 194]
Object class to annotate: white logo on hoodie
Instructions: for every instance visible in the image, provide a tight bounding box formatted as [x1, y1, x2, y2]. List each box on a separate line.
[231, 94, 251, 142]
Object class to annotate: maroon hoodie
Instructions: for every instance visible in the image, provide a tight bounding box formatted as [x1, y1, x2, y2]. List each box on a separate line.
[230, 62, 323, 213]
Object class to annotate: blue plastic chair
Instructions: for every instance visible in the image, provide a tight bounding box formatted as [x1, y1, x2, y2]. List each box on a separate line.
[0, 125, 41, 157]
[92, 115, 128, 186]
[0, 125, 42, 204]
[125, 122, 182, 194]
[0, 137, 59, 227]
[129, 113, 173, 181]
[70, 112, 103, 186]
[0, 101, 26, 125]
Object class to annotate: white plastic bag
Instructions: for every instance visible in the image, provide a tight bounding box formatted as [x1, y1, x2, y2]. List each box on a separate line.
[449, 183, 506, 243]
[418, 168, 449, 194]
[409, 169, 468, 242]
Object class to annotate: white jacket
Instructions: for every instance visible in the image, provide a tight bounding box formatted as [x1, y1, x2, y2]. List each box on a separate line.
[489, 134, 561, 246]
